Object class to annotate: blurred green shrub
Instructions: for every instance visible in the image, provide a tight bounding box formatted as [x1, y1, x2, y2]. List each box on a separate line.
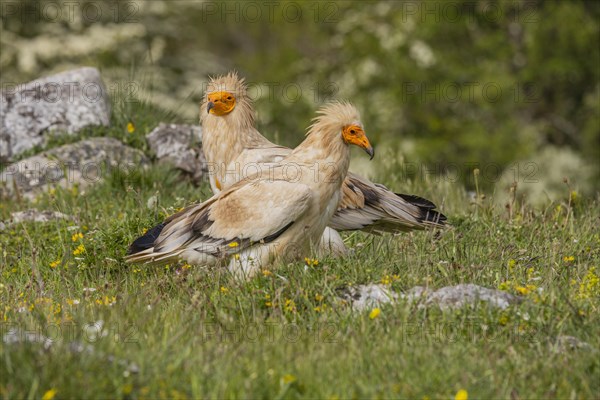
[1, 0, 598, 195]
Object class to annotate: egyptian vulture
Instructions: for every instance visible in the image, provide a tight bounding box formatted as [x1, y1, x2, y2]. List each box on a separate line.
[200, 72, 447, 249]
[126, 102, 374, 278]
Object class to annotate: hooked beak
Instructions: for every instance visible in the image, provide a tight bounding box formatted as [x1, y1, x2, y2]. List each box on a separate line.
[207, 102, 215, 114]
[342, 125, 374, 161]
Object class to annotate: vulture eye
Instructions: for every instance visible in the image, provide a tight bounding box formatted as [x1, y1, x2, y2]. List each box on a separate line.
[227, 96, 233, 100]
[350, 129, 356, 134]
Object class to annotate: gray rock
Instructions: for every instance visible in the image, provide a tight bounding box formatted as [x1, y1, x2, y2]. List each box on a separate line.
[339, 283, 521, 311]
[146, 123, 206, 183]
[553, 335, 593, 353]
[1, 67, 111, 161]
[8, 209, 73, 224]
[1, 137, 148, 199]
[403, 284, 522, 310]
[337, 284, 399, 310]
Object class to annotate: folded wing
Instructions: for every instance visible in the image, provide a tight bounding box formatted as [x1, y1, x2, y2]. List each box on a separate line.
[330, 172, 447, 234]
[126, 179, 312, 264]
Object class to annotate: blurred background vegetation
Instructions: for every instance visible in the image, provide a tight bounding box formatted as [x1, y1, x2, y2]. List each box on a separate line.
[1, 0, 598, 202]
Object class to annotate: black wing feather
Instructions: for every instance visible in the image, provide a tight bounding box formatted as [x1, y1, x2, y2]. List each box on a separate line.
[396, 193, 447, 225]
[128, 223, 165, 255]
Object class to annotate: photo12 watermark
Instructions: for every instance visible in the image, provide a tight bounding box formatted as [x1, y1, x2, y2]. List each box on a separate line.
[0, 160, 541, 190]
[398, 1, 539, 24]
[401, 81, 540, 104]
[198, 1, 340, 23]
[1, 81, 107, 104]
[0, 1, 140, 23]
[1, 320, 139, 346]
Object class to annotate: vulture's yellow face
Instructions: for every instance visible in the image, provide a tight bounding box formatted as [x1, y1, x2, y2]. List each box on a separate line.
[206, 91, 236, 116]
[342, 124, 374, 160]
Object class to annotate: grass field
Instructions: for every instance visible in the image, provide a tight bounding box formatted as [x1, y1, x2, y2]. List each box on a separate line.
[1, 100, 599, 399]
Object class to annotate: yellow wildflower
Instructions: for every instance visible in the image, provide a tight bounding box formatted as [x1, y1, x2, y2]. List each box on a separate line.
[508, 259, 516, 270]
[95, 296, 117, 306]
[381, 274, 400, 285]
[576, 267, 599, 300]
[498, 313, 509, 325]
[570, 191, 578, 202]
[369, 308, 381, 319]
[264, 294, 273, 307]
[455, 389, 468, 400]
[315, 293, 324, 302]
[42, 389, 57, 400]
[122, 384, 133, 395]
[282, 374, 297, 384]
[304, 257, 319, 266]
[49, 259, 60, 268]
[220, 286, 229, 294]
[284, 298, 296, 313]
[72, 244, 85, 256]
[563, 256, 575, 263]
[515, 286, 528, 295]
[71, 232, 83, 242]
[515, 284, 537, 296]
[228, 242, 239, 248]
[262, 269, 273, 277]
[127, 122, 135, 133]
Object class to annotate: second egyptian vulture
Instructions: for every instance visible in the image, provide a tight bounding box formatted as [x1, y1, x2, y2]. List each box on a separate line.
[200, 72, 447, 246]
[126, 102, 374, 278]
